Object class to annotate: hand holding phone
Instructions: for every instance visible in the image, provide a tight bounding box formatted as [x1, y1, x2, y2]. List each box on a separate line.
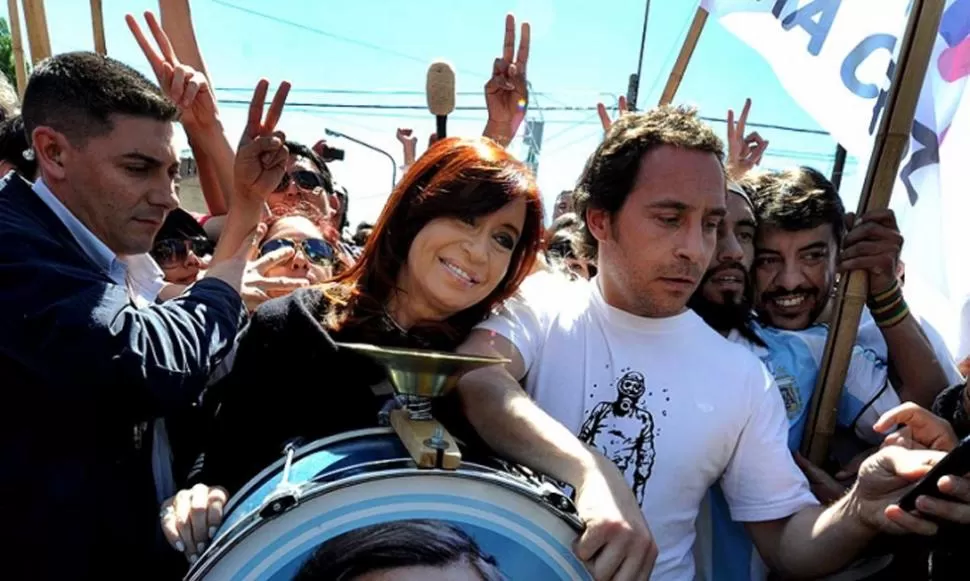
[897, 433, 970, 516]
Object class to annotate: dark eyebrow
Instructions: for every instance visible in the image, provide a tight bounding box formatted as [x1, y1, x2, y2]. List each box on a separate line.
[798, 242, 829, 253]
[646, 199, 690, 211]
[120, 153, 165, 166]
[737, 218, 757, 230]
[708, 207, 727, 219]
[756, 248, 781, 255]
[502, 223, 522, 238]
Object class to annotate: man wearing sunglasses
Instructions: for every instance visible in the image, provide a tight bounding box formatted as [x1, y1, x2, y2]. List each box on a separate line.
[202, 141, 337, 242]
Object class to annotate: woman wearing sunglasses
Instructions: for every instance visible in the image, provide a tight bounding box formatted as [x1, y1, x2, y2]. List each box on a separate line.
[253, 207, 344, 293]
[151, 208, 214, 286]
[159, 137, 544, 565]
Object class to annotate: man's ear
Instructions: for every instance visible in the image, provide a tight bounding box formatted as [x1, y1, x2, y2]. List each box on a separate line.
[31, 126, 71, 182]
[585, 206, 613, 245]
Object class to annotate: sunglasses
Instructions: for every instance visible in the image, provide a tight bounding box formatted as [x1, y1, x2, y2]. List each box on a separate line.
[258, 238, 336, 265]
[274, 170, 328, 194]
[151, 237, 213, 268]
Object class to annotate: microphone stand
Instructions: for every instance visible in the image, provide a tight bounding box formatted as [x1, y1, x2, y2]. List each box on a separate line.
[324, 128, 398, 190]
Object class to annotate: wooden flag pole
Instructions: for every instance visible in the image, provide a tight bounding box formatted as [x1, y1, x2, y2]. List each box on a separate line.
[90, 0, 106, 55]
[21, 0, 51, 65]
[6, 0, 27, 96]
[659, 7, 708, 105]
[800, 0, 945, 465]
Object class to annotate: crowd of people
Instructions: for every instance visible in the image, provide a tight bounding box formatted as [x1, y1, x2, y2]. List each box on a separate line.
[1, 4, 969, 581]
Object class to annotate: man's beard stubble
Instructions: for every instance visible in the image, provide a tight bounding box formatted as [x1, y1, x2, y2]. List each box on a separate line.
[688, 262, 756, 335]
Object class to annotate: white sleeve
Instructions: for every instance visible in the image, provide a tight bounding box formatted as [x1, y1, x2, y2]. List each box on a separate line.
[721, 361, 819, 522]
[838, 345, 901, 445]
[474, 272, 571, 376]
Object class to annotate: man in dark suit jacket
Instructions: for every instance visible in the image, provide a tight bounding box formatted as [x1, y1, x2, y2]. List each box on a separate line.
[0, 52, 251, 579]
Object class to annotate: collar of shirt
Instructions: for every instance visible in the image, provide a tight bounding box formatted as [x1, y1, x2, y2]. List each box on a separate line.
[32, 178, 164, 304]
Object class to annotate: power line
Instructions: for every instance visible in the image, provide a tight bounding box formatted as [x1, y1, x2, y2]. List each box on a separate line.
[216, 98, 830, 136]
[209, 0, 487, 80]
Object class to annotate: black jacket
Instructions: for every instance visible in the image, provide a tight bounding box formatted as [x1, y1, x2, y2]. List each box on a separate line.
[0, 174, 245, 579]
[191, 287, 473, 497]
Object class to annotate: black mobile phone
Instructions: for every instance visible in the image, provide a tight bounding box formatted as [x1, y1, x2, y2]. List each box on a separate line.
[898, 433, 970, 513]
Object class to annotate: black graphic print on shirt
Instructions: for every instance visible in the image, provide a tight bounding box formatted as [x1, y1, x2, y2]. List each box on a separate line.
[578, 369, 656, 504]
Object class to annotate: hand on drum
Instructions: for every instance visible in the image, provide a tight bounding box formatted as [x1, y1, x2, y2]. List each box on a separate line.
[573, 457, 657, 580]
[160, 484, 228, 564]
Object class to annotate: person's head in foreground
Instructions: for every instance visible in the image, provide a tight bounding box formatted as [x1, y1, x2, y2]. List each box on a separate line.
[750, 166, 845, 331]
[151, 207, 212, 285]
[321, 136, 543, 340]
[294, 520, 505, 581]
[573, 105, 727, 317]
[687, 180, 763, 343]
[22, 51, 180, 255]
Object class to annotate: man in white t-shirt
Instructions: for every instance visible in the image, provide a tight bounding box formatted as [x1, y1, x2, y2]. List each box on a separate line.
[456, 107, 948, 581]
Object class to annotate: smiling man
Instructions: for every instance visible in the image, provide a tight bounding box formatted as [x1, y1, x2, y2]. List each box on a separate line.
[750, 168, 956, 410]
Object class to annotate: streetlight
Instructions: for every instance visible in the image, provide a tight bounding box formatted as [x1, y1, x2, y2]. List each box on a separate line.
[324, 128, 397, 191]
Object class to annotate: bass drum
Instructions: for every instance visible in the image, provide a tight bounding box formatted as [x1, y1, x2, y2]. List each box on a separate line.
[187, 428, 592, 580]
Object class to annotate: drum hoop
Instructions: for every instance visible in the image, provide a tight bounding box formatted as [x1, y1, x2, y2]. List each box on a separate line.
[223, 427, 394, 515]
[195, 465, 585, 580]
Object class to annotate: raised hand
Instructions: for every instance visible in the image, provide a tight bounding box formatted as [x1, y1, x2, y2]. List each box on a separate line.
[726, 98, 768, 179]
[234, 79, 291, 205]
[597, 95, 629, 134]
[839, 210, 903, 296]
[126, 12, 216, 128]
[241, 246, 310, 311]
[484, 14, 530, 146]
[396, 128, 418, 167]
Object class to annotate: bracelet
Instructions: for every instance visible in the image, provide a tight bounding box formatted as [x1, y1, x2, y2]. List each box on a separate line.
[868, 278, 901, 308]
[867, 279, 909, 328]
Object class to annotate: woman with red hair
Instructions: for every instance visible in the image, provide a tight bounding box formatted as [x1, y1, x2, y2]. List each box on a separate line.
[160, 137, 544, 563]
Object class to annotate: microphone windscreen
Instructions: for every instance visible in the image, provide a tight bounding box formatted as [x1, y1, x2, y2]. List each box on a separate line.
[426, 61, 456, 117]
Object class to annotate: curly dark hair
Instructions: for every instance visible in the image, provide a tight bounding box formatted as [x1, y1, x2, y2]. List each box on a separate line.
[749, 166, 846, 245]
[573, 105, 724, 259]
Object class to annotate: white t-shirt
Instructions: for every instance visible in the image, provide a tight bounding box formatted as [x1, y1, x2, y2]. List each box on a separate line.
[476, 273, 818, 580]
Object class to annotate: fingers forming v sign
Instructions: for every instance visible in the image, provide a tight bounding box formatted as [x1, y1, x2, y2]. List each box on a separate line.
[126, 12, 217, 127]
[726, 98, 768, 179]
[485, 14, 531, 130]
[234, 80, 291, 204]
[597, 95, 629, 134]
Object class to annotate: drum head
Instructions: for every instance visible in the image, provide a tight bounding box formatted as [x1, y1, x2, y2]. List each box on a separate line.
[194, 471, 590, 580]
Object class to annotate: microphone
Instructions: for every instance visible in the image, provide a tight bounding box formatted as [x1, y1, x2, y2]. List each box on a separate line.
[426, 60, 456, 139]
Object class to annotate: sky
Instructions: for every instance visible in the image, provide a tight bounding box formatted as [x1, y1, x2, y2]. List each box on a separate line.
[1, 0, 859, 226]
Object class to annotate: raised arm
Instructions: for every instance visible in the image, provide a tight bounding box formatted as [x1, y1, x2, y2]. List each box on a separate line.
[841, 210, 949, 408]
[130, 8, 232, 215]
[483, 14, 530, 147]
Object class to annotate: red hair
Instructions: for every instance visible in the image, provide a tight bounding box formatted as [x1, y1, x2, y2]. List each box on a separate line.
[320, 137, 543, 342]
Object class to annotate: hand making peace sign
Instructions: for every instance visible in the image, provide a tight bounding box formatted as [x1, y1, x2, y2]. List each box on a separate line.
[484, 14, 531, 142]
[126, 11, 217, 128]
[726, 98, 768, 179]
[597, 95, 630, 134]
[234, 79, 291, 204]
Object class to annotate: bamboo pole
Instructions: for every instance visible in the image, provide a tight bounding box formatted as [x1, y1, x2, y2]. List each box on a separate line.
[6, 0, 27, 97]
[21, 0, 51, 65]
[658, 7, 708, 105]
[800, 0, 945, 465]
[90, 0, 106, 55]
